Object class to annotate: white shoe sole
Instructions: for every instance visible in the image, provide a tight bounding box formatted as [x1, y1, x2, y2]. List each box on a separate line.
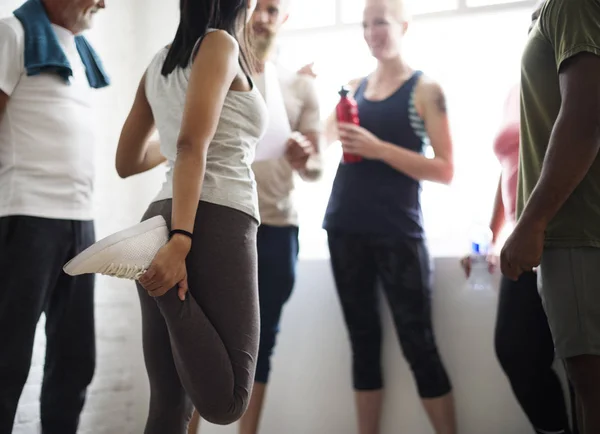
[63, 215, 168, 276]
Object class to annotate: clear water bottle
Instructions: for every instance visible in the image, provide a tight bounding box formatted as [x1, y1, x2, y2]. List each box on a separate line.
[468, 225, 494, 291]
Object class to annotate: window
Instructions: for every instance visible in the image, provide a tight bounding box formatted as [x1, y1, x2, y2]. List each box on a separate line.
[278, 6, 534, 259]
[285, 0, 337, 29]
[466, 0, 525, 6]
[409, 0, 460, 15]
[341, 0, 459, 23]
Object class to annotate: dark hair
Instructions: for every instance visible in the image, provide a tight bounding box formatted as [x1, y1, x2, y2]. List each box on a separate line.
[161, 0, 254, 77]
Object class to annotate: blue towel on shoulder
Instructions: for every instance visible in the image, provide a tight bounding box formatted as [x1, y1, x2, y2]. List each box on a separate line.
[13, 0, 110, 89]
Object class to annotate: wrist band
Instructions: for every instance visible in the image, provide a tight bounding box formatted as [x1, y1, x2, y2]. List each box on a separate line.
[169, 229, 193, 241]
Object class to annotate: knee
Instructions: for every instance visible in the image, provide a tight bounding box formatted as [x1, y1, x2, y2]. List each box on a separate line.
[4, 363, 30, 392]
[254, 327, 279, 383]
[197, 385, 251, 426]
[350, 335, 382, 390]
[406, 349, 452, 399]
[201, 405, 246, 426]
[2, 350, 33, 392]
[495, 334, 520, 375]
[255, 350, 272, 384]
[77, 353, 96, 386]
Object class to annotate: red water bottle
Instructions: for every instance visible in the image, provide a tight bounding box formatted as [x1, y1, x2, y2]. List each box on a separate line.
[336, 86, 362, 163]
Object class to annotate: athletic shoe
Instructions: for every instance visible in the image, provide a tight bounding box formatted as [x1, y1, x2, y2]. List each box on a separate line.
[63, 216, 168, 280]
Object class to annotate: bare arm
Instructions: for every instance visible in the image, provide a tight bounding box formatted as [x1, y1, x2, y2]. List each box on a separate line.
[138, 32, 244, 299]
[517, 52, 600, 231]
[376, 80, 454, 184]
[171, 31, 243, 237]
[0, 91, 8, 124]
[295, 77, 323, 181]
[490, 176, 506, 245]
[115, 73, 167, 178]
[297, 131, 322, 181]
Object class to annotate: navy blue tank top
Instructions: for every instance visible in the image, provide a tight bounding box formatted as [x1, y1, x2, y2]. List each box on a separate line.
[323, 71, 428, 238]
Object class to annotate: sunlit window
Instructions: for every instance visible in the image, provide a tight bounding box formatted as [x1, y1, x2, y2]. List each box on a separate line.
[341, 0, 460, 23]
[466, 0, 526, 6]
[277, 3, 535, 259]
[285, 0, 337, 29]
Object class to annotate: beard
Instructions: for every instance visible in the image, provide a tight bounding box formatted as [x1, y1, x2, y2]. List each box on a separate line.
[252, 32, 276, 62]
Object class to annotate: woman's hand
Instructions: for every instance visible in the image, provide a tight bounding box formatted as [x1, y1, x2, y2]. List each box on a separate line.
[139, 235, 191, 300]
[460, 254, 497, 278]
[338, 123, 385, 160]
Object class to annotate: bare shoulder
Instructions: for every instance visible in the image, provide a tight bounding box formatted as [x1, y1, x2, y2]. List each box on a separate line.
[415, 74, 445, 97]
[415, 74, 447, 115]
[196, 30, 239, 58]
[347, 77, 363, 93]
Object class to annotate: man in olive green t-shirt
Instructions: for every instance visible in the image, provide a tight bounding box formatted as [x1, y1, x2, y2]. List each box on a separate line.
[500, 0, 600, 431]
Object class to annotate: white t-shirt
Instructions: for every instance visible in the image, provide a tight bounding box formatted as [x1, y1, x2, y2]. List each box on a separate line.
[0, 17, 95, 221]
[251, 64, 322, 226]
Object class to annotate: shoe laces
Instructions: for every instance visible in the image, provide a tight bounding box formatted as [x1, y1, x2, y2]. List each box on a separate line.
[100, 263, 146, 280]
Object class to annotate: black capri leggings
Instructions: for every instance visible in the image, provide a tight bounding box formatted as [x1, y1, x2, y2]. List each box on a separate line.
[327, 232, 451, 398]
[136, 199, 259, 433]
[495, 272, 577, 433]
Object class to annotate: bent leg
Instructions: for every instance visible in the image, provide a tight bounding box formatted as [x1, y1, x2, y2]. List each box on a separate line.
[144, 200, 260, 426]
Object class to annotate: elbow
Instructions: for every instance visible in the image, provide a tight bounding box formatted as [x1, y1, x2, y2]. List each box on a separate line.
[176, 139, 208, 161]
[115, 159, 133, 179]
[438, 162, 454, 185]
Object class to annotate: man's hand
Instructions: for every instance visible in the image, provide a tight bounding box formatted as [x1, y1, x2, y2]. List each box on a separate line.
[500, 220, 545, 281]
[284, 132, 313, 170]
[297, 62, 316, 78]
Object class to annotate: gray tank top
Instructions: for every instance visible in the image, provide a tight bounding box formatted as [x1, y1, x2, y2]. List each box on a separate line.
[144, 32, 268, 222]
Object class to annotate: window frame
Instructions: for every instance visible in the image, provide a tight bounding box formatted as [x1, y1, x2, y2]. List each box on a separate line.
[282, 0, 537, 36]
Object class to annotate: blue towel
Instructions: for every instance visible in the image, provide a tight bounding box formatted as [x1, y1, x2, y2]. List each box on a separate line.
[13, 0, 110, 89]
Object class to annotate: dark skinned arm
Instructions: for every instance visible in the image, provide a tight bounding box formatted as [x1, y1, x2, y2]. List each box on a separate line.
[517, 52, 600, 231]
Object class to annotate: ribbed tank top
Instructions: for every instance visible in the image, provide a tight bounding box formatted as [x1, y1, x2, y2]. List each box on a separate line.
[144, 31, 268, 222]
[323, 71, 428, 238]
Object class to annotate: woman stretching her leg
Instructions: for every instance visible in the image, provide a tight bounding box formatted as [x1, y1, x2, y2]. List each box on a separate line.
[114, 0, 267, 432]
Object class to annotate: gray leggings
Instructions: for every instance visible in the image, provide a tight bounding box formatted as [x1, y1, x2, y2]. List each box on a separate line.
[136, 199, 259, 433]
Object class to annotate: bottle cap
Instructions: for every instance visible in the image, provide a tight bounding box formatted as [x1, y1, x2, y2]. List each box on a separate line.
[339, 86, 350, 97]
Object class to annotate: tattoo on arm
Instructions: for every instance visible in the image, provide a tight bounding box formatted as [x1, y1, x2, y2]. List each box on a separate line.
[434, 90, 447, 114]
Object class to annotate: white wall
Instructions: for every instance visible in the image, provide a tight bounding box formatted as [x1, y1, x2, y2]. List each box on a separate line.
[1, 1, 561, 433]
[199, 259, 533, 434]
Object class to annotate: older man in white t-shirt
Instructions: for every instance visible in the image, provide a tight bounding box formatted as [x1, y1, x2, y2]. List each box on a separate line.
[0, 1, 108, 433]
